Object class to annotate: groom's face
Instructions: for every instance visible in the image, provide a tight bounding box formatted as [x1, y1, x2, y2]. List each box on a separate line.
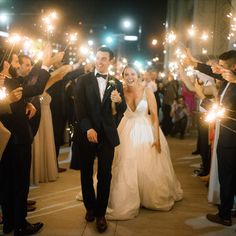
[95, 51, 111, 74]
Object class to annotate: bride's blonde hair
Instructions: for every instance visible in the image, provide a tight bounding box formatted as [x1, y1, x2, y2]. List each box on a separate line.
[122, 64, 140, 79]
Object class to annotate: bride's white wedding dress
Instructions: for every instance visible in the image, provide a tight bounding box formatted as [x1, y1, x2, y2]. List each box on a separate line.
[106, 90, 183, 220]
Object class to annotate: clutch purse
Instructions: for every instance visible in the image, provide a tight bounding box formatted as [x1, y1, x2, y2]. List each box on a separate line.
[0, 121, 11, 160]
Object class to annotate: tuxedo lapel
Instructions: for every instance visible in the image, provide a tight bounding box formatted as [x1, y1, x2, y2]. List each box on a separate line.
[90, 73, 101, 102]
[102, 77, 112, 104]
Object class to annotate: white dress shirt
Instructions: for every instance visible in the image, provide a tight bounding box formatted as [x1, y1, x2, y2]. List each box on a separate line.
[95, 70, 108, 101]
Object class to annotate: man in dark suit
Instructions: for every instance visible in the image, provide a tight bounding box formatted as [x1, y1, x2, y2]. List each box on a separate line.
[185, 49, 236, 226]
[0, 50, 57, 235]
[74, 46, 126, 233]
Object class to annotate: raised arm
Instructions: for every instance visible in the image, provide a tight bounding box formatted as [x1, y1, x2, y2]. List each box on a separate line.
[44, 65, 72, 91]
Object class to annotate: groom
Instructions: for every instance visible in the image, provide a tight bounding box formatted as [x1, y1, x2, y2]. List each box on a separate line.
[74, 46, 126, 233]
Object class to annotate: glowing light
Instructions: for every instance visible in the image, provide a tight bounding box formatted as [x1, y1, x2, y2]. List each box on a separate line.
[8, 34, 21, 44]
[0, 87, 7, 100]
[80, 46, 89, 55]
[187, 25, 196, 37]
[122, 58, 128, 64]
[165, 31, 176, 44]
[50, 11, 57, 19]
[124, 35, 138, 41]
[185, 66, 195, 77]
[42, 10, 58, 34]
[122, 19, 133, 30]
[23, 39, 33, 49]
[200, 33, 209, 41]
[205, 103, 225, 123]
[202, 48, 208, 54]
[133, 60, 143, 70]
[88, 40, 94, 46]
[160, 72, 166, 78]
[152, 57, 159, 62]
[35, 51, 44, 61]
[0, 13, 8, 23]
[67, 33, 78, 43]
[47, 24, 54, 32]
[106, 36, 113, 44]
[152, 39, 158, 46]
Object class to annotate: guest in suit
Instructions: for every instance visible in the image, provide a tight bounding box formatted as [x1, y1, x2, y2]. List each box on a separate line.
[74, 46, 126, 233]
[0, 49, 59, 235]
[18, 55, 41, 138]
[47, 64, 86, 172]
[184, 49, 236, 226]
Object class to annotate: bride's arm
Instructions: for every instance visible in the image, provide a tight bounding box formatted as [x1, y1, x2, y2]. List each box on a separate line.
[146, 88, 161, 153]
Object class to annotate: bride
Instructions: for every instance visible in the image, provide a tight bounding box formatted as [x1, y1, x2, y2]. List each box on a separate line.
[106, 65, 183, 220]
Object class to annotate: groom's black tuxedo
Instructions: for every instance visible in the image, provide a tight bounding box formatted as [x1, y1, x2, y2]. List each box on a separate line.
[74, 71, 126, 217]
[75, 71, 126, 146]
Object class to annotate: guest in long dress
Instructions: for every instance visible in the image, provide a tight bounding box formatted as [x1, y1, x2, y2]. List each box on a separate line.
[31, 65, 72, 185]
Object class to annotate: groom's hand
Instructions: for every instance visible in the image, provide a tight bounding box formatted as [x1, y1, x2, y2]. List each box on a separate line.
[110, 89, 121, 103]
[87, 128, 98, 143]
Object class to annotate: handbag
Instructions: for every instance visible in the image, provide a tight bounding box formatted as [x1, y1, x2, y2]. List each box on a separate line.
[0, 121, 11, 160]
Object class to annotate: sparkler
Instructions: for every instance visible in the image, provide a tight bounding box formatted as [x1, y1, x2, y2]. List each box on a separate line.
[205, 103, 225, 123]
[0, 87, 7, 100]
[200, 32, 209, 41]
[41, 10, 58, 41]
[227, 12, 236, 40]
[64, 33, 78, 51]
[6, 33, 22, 61]
[187, 25, 197, 38]
[165, 31, 177, 44]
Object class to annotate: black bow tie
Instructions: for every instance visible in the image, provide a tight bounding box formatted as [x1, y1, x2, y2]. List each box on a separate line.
[96, 73, 108, 80]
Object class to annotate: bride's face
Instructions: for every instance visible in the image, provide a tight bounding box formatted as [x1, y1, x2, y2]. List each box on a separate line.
[123, 67, 138, 87]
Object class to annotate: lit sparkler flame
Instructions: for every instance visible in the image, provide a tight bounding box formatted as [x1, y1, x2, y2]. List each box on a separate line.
[205, 103, 225, 123]
[0, 87, 7, 100]
[165, 31, 176, 44]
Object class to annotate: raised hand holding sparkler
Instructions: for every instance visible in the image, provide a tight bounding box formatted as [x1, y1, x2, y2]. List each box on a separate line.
[222, 69, 236, 83]
[109, 79, 121, 115]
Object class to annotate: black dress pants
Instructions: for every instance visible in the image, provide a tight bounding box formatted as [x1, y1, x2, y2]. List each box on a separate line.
[1, 142, 31, 230]
[217, 145, 236, 220]
[79, 133, 114, 217]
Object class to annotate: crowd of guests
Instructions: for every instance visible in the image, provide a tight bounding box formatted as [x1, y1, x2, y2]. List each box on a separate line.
[0, 40, 236, 235]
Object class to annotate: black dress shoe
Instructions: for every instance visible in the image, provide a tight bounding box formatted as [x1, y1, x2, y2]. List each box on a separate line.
[85, 210, 95, 222]
[3, 224, 13, 234]
[192, 150, 200, 155]
[231, 209, 236, 218]
[58, 167, 67, 173]
[27, 200, 36, 206]
[14, 222, 44, 235]
[27, 205, 36, 212]
[206, 213, 232, 226]
[96, 216, 107, 233]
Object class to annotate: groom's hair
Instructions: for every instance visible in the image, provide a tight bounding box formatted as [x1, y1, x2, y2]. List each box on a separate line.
[97, 46, 114, 60]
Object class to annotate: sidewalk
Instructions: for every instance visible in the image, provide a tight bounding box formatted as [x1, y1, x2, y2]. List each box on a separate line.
[1, 134, 236, 235]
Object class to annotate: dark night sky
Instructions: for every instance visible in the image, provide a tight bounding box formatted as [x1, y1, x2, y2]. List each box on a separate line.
[0, 0, 167, 62]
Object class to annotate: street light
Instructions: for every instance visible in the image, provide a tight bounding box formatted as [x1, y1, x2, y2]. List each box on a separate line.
[152, 39, 158, 46]
[106, 36, 113, 44]
[0, 13, 8, 23]
[121, 18, 133, 31]
[0, 13, 10, 31]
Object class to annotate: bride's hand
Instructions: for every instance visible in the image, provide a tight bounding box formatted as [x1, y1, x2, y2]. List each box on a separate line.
[152, 140, 161, 153]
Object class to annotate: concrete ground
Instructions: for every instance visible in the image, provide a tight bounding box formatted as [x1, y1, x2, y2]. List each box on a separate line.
[1, 134, 236, 236]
